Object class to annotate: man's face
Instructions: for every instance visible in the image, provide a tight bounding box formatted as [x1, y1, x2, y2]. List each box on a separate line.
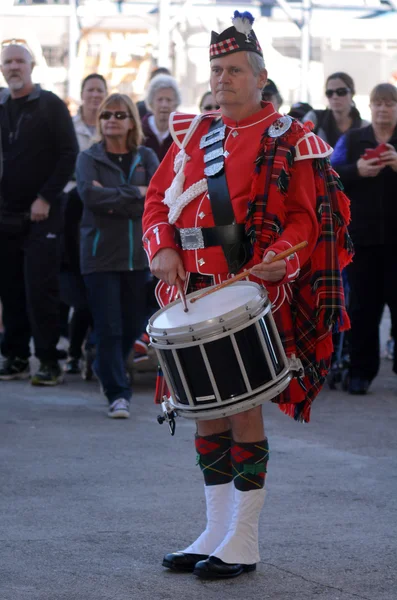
[210, 52, 267, 110]
[0, 45, 34, 92]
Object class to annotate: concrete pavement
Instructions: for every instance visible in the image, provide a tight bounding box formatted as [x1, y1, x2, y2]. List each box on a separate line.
[0, 352, 396, 600]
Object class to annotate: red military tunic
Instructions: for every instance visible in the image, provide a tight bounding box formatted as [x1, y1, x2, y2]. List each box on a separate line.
[142, 103, 332, 310]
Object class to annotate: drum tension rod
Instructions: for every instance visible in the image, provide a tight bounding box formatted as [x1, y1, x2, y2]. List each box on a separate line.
[157, 396, 178, 436]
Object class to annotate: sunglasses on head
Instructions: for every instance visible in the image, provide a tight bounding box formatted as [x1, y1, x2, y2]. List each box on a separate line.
[99, 110, 131, 120]
[203, 104, 220, 111]
[1, 38, 28, 47]
[325, 87, 350, 99]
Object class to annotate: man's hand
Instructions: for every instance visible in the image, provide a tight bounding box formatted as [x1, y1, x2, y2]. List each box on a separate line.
[250, 251, 286, 282]
[379, 143, 397, 172]
[138, 186, 148, 197]
[357, 157, 384, 178]
[150, 248, 186, 286]
[93, 180, 103, 188]
[30, 197, 50, 222]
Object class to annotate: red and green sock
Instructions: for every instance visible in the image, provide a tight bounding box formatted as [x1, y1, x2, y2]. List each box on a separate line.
[231, 438, 269, 491]
[195, 430, 233, 486]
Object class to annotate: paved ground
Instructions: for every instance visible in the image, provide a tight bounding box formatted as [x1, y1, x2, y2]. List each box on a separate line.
[0, 323, 396, 600]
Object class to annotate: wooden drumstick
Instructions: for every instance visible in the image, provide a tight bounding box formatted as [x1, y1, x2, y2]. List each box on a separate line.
[175, 276, 189, 312]
[190, 241, 308, 304]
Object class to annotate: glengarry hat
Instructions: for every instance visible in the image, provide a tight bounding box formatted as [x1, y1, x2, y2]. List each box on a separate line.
[210, 11, 263, 60]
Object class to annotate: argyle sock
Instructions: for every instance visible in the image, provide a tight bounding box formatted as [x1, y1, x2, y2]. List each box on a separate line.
[231, 438, 269, 491]
[195, 430, 233, 486]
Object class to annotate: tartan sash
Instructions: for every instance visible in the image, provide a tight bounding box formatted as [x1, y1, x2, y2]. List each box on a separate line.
[245, 119, 353, 422]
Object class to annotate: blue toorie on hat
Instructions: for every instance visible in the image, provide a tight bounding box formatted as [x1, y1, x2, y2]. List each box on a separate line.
[210, 11, 263, 60]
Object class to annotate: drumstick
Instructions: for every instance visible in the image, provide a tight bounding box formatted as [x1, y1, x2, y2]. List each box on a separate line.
[190, 241, 308, 304]
[175, 276, 189, 312]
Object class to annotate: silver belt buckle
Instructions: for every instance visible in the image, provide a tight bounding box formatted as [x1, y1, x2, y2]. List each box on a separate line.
[179, 227, 205, 250]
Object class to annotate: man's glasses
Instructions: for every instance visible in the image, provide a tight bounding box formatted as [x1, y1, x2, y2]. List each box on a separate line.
[99, 110, 131, 120]
[325, 87, 350, 99]
[203, 104, 220, 111]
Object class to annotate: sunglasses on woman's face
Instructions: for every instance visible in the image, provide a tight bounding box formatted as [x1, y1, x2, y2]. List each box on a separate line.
[99, 110, 131, 120]
[325, 87, 350, 99]
[203, 104, 220, 111]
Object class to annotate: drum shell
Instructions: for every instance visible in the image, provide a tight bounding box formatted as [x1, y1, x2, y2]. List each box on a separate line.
[148, 282, 291, 420]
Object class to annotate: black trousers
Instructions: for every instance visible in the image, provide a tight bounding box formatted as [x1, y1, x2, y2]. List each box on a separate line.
[0, 215, 61, 362]
[59, 270, 93, 359]
[347, 244, 397, 381]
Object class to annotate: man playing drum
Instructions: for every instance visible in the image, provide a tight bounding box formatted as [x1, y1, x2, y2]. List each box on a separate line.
[142, 11, 352, 579]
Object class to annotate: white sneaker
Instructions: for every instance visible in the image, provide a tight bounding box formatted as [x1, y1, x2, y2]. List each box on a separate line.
[107, 398, 130, 419]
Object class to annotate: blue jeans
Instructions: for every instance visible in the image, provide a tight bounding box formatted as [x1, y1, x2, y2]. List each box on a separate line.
[84, 271, 147, 403]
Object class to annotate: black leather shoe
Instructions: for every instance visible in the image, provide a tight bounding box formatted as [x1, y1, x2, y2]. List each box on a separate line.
[348, 377, 370, 395]
[194, 556, 256, 579]
[162, 551, 209, 572]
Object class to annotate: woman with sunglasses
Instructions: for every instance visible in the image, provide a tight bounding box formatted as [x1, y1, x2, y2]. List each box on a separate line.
[76, 93, 159, 418]
[303, 72, 368, 146]
[199, 91, 219, 113]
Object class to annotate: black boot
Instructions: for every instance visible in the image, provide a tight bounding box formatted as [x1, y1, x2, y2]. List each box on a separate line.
[348, 376, 370, 395]
[194, 556, 256, 579]
[162, 552, 208, 573]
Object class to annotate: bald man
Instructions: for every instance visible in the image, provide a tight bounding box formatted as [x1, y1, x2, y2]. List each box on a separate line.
[0, 44, 78, 385]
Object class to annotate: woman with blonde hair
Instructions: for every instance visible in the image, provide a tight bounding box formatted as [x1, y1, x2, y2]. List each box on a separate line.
[76, 93, 159, 418]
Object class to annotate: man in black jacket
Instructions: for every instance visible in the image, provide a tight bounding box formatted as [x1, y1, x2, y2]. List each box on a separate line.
[0, 43, 78, 385]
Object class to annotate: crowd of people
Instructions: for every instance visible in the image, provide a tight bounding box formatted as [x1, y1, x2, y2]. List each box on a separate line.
[0, 37, 395, 419]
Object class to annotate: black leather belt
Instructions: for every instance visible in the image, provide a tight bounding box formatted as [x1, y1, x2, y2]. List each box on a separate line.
[175, 224, 246, 250]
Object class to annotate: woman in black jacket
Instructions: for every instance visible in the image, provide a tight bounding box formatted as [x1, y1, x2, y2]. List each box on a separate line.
[332, 83, 397, 394]
[303, 72, 368, 146]
[76, 94, 159, 418]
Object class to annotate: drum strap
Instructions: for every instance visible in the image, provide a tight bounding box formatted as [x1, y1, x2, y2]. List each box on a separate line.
[201, 118, 251, 273]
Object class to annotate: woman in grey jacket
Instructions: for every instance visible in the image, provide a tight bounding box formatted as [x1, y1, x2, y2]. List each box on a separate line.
[76, 93, 159, 418]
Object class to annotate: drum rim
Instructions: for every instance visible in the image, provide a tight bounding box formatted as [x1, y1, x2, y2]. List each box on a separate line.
[150, 301, 272, 348]
[148, 281, 268, 340]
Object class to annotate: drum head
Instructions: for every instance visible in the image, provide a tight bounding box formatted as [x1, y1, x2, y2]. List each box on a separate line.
[150, 281, 266, 337]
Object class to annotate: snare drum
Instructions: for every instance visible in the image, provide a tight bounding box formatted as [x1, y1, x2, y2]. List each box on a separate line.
[148, 281, 299, 420]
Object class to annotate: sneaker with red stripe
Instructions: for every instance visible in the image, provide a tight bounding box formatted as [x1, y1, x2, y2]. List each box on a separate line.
[134, 332, 150, 354]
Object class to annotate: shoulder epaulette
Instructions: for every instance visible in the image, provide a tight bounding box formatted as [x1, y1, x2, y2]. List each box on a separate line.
[295, 132, 333, 161]
[169, 111, 217, 149]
